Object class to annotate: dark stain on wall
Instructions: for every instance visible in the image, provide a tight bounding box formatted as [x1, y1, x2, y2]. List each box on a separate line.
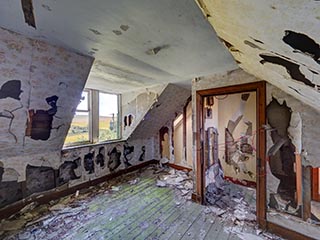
[25, 165, 55, 196]
[267, 98, 297, 211]
[139, 146, 146, 161]
[244, 40, 263, 50]
[283, 30, 320, 64]
[84, 152, 95, 174]
[89, 28, 102, 35]
[96, 147, 105, 168]
[123, 143, 134, 167]
[250, 37, 264, 44]
[26, 95, 59, 140]
[0, 80, 23, 100]
[21, 0, 36, 28]
[259, 54, 315, 88]
[108, 147, 121, 171]
[58, 157, 81, 185]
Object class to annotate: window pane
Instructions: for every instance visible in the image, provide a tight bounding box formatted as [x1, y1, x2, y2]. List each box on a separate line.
[64, 111, 89, 144]
[77, 91, 88, 111]
[99, 92, 119, 141]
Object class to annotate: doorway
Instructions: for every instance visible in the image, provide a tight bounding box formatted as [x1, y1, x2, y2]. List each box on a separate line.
[194, 81, 266, 227]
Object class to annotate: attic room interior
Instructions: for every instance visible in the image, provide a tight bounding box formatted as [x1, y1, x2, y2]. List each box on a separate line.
[0, 0, 320, 239]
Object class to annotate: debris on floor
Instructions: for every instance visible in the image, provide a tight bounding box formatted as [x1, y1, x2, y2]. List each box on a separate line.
[0, 164, 283, 240]
[155, 168, 194, 201]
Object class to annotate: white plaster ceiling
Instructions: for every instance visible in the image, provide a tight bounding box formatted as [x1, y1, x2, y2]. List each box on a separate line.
[196, 0, 320, 111]
[0, 0, 236, 93]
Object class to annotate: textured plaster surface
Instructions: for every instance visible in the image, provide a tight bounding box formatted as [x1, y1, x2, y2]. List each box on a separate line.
[0, 27, 93, 181]
[196, 0, 320, 111]
[0, 0, 236, 92]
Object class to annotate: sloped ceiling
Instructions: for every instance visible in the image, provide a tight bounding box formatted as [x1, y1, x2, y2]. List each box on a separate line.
[129, 84, 190, 140]
[0, 0, 236, 93]
[196, 0, 320, 111]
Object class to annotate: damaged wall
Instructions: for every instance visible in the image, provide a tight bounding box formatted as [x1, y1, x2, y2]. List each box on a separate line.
[122, 84, 166, 139]
[192, 68, 320, 237]
[0, 27, 93, 207]
[195, 0, 320, 112]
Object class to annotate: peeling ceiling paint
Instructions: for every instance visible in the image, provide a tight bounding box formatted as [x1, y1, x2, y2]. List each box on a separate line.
[0, 0, 236, 93]
[196, 0, 320, 111]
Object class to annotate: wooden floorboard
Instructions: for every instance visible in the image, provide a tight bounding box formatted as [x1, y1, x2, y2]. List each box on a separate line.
[2, 170, 275, 240]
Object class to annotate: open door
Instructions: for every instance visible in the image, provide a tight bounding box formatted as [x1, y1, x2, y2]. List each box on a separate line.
[195, 81, 266, 228]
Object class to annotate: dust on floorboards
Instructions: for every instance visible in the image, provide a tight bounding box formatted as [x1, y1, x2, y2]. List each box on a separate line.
[1, 167, 275, 240]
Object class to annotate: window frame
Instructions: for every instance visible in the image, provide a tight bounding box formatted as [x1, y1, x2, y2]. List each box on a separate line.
[64, 88, 121, 147]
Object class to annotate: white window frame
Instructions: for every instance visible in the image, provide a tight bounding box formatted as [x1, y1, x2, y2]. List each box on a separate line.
[64, 89, 121, 147]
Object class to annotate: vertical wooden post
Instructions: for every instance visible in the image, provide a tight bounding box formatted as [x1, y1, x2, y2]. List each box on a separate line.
[257, 81, 267, 229]
[302, 166, 311, 221]
[295, 153, 303, 206]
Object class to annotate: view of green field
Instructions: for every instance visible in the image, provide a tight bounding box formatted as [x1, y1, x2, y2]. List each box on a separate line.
[64, 115, 118, 145]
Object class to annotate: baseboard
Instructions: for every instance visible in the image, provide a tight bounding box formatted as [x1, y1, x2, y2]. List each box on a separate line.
[168, 163, 192, 172]
[267, 221, 315, 240]
[0, 159, 159, 220]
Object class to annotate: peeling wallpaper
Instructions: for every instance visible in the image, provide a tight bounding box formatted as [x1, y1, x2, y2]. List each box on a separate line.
[121, 84, 166, 139]
[196, 0, 320, 111]
[0, 27, 94, 207]
[192, 69, 320, 191]
[0, 27, 93, 159]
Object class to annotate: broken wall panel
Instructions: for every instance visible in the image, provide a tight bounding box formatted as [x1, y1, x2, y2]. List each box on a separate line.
[193, 69, 320, 238]
[0, 27, 93, 161]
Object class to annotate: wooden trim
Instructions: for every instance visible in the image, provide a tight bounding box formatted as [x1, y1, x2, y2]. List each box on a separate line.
[312, 168, 320, 201]
[257, 81, 267, 229]
[195, 81, 267, 227]
[194, 91, 204, 204]
[267, 221, 316, 240]
[0, 159, 158, 220]
[168, 163, 192, 172]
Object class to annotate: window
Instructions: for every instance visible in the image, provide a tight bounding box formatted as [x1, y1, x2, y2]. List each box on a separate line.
[64, 89, 120, 146]
[99, 92, 119, 141]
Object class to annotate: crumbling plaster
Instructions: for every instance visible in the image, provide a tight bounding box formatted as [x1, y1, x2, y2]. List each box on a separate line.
[192, 68, 320, 191]
[122, 84, 167, 140]
[267, 83, 320, 168]
[0, 27, 93, 180]
[196, 0, 320, 112]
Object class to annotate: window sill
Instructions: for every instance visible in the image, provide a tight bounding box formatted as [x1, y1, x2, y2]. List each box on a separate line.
[62, 138, 124, 151]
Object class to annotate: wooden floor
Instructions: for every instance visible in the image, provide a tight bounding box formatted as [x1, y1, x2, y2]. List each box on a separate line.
[2, 169, 265, 240]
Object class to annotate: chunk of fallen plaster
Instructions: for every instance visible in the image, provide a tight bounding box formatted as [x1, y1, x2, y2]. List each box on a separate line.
[156, 180, 166, 187]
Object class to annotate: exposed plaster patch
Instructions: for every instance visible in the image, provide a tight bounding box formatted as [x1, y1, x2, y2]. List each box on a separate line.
[283, 30, 320, 64]
[89, 28, 102, 35]
[21, 0, 36, 28]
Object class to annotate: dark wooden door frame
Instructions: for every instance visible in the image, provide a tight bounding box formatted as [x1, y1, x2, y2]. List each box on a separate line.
[194, 81, 267, 228]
